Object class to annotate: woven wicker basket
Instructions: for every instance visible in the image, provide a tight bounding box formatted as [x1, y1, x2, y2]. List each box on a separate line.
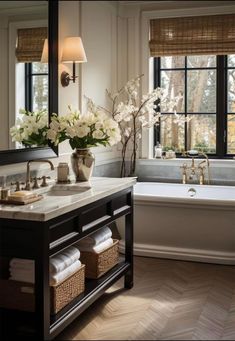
[50, 264, 85, 314]
[80, 239, 119, 279]
[0, 264, 85, 315]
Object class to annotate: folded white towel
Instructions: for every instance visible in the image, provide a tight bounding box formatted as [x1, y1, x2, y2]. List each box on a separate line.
[10, 264, 34, 272]
[50, 260, 81, 286]
[10, 267, 35, 276]
[78, 226, 112, 247]
[50, 246, 80, 274]
[10, 272, 34, 284]
[79, 238, 113, 253]
[10, 260, 82, 286]
[10, 258, 34, 271]
[9, 263, 34, 283]
[9, 246, 80, 276]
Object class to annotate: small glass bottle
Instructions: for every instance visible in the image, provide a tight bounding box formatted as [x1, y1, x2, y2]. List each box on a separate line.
[155, 142, 162, 159]
[1, 188, 10, 200]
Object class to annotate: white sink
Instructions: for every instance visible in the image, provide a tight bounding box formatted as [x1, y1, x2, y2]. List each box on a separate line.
[34, 183, 91, 197]
[46, 189, 82, 196]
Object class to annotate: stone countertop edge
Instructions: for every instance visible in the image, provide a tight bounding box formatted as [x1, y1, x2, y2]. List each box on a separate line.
[0, 177, 137, 222]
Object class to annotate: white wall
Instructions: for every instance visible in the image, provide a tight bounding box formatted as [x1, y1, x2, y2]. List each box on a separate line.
[59, 1, 80, 114]
[58, 0, 120, 166]
[117, 0, 235, 159]
[58, 1, 80, 158]
[0, 0, 120, 175]
[2, 0, 235, 176]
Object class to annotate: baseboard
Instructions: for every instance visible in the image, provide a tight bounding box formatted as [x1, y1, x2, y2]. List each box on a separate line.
[119, 240, 235, 265]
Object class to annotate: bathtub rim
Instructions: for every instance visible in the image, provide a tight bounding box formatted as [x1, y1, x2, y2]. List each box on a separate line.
[134, 182, 235, 208]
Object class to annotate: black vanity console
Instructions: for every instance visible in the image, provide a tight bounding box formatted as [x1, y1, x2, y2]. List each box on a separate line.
[0, 183, 134, 340]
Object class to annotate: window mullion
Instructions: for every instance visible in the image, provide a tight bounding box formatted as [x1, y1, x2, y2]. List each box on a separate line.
[25, 63, 32, 112]
[185, 56, 187, 151]
[154, 57, 161, 148]
[216, 55, 226, 157]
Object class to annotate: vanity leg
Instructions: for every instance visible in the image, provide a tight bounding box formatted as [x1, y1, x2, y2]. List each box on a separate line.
[124, 194, 134, 289]
[34, 226, 50, 340]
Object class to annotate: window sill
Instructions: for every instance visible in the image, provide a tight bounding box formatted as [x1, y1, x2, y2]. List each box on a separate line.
[138, 158, 235, 168]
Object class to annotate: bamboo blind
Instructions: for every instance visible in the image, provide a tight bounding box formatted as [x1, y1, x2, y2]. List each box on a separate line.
[149, 14, 235, 57]
[15, 27, 47, 62]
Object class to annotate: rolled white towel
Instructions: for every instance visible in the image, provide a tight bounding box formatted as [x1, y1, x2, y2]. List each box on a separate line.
[50, 260, 82, 286]
[50, 246, 80, 274]
[78, 226, 112, 247]
[79, 238, 113, 254]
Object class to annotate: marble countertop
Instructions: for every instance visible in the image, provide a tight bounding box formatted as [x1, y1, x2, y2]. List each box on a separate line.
[0, 177, 136, 222]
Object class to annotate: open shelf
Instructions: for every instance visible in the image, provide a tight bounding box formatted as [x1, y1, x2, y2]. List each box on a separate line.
[0, 308, 36, 338]
[50, 259, 130, 338]
[0, 260, 130, 339]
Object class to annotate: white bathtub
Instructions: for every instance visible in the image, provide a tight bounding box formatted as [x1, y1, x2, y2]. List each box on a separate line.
[134, 182, 235, 204]
[119, 182, 235, 264]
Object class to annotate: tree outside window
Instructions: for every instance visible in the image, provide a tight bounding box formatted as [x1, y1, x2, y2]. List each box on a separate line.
[154, 54, 235, 156]
[25, 62, 48, 112]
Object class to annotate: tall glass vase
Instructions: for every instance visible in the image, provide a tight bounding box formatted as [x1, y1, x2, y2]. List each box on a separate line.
[71, 148, 95, 182]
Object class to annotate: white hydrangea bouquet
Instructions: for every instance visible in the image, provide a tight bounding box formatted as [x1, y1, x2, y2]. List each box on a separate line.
[10, 109, 48, 147]
[47, 105, 121, 149]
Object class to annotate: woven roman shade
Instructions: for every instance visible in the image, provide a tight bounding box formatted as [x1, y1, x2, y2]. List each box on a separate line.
[149, 14, 235, 57]
[15, 27, 47, 62]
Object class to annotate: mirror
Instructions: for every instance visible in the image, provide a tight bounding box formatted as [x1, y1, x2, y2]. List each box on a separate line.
[0, 0, 58, 165]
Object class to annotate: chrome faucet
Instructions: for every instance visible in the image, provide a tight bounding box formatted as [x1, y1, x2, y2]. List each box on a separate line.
[25, 159, 54, 190]
[180, 151, 210, 185]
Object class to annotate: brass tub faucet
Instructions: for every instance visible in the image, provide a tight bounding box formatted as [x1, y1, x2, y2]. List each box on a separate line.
[180, 151, 210, 185]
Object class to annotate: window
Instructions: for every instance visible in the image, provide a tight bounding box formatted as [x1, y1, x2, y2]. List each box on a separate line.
[154, 54, 235, 157]
[25, 62, 48, 112]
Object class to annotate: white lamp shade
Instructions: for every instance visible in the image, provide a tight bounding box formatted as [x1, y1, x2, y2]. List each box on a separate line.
[41, 38, 48, 63]
[61, 36, 87, 63]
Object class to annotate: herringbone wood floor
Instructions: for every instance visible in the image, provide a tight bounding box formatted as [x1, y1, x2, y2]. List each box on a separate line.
[57, 257, 235, 340]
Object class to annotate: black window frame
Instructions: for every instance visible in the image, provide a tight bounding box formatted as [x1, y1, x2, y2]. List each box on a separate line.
[25, 62, 49, 112]
[154, 55, 235, 158]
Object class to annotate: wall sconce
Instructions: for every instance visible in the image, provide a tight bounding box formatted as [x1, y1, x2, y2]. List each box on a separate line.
[60, 36, 87, 87]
